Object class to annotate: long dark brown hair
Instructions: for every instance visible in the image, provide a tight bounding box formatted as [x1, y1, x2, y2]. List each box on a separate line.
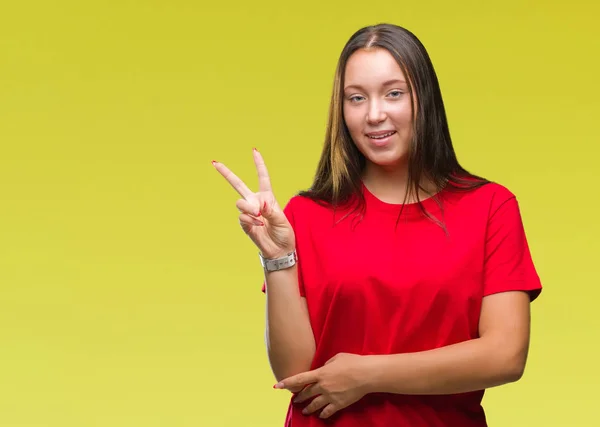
[299, 23, 489, 225]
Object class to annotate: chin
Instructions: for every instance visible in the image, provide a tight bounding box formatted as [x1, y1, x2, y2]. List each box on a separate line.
[365, 151, 408, 168]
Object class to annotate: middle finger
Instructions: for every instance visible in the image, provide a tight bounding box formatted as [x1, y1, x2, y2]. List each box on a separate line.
[294, 384, 321, 404]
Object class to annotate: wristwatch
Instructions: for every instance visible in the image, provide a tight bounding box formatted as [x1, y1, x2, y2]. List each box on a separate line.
[259, 250, 298, 272]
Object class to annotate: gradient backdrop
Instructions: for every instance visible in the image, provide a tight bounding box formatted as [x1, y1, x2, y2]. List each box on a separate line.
[1, 1, 598, 426]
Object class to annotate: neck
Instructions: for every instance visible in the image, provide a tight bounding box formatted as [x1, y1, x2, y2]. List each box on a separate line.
[362, 161, 436, 204]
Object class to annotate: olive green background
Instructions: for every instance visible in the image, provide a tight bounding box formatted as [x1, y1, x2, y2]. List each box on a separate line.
[1, 1, 598, 426]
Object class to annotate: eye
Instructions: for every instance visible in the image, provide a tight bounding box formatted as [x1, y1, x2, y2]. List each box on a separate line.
[347, 95, 365, 103]
[388, 90, 404, 98]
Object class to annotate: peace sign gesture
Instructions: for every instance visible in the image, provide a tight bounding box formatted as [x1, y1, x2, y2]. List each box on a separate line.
[212, 149, 296, 260]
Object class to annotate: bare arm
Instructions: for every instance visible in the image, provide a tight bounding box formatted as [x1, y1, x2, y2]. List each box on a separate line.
[212, 149, 315, 384]
[265, 266, 315, 382]
[277, 291, 533, 418]
[365, 291, 532, 395]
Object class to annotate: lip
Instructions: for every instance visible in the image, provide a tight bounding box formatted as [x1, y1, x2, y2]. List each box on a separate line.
[365, 130, 396, 137]
[365, 130, 396, 146]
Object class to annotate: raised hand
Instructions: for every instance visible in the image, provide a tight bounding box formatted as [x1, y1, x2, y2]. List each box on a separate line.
[212, 148, 295, 259]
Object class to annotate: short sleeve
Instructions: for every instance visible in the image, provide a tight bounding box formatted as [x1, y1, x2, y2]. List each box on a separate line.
[260, 196, 306, 296]
[483, 195, 542, 301]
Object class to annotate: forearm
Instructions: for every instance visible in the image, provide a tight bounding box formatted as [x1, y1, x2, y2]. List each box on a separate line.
[365, 336, 527, 395]
[265, 265, 316, 382]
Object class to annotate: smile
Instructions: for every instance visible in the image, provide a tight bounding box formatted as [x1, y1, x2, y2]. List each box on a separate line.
[367, 131, 396, 139]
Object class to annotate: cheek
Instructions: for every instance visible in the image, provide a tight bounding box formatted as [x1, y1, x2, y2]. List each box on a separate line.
[389, 104, 413, 126]
[343, 108, 364, 136]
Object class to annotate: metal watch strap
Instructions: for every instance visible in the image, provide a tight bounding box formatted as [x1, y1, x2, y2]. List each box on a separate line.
[259, 250, 297, 272]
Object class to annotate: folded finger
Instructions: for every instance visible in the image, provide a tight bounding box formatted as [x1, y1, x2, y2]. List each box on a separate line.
[236, 198, 261, 217]
[319, 403, 339, 419]
[301, 395, 329, 415]
[239, 213, 264, 228]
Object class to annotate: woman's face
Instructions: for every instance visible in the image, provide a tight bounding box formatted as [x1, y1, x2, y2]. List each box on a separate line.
[342, 48, 415, 168]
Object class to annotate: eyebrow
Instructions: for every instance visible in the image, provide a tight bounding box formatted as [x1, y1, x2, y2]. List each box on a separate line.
[344, 79, 407, 91]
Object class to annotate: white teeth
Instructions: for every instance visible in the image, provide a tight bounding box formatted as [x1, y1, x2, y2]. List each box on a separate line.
[369, 131, 395, 139]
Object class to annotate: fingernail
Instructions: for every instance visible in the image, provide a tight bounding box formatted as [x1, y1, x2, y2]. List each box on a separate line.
[274, 382, 284, 389]
[253, 147, 259, 152]
[256, 211, 262, 217]
[211, 160, 217, 166]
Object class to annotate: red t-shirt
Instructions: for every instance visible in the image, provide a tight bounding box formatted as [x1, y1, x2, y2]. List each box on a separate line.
[262, 181, 542, 426]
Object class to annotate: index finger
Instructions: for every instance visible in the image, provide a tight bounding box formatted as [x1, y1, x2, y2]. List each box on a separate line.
[253, 149, 272, 193]
[274, 370, 319, 390]
[213, 161, 254, 200]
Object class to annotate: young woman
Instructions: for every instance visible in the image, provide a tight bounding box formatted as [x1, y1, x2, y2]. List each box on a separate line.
[213, 23, 542, 427]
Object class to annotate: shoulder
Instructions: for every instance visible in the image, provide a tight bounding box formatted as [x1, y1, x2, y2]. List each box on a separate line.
[447, 181, 520, 215]
[281, 193, 328, 224]
[282, 192, 354, 231]
[283, 192, 335, 215]
[283, 193, 313, 211]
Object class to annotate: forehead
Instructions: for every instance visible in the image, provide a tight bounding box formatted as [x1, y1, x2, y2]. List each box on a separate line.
[344, 48, 407, 87]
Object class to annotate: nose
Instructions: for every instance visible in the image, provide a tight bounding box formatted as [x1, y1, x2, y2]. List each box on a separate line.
[366, 100, 386, 124]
